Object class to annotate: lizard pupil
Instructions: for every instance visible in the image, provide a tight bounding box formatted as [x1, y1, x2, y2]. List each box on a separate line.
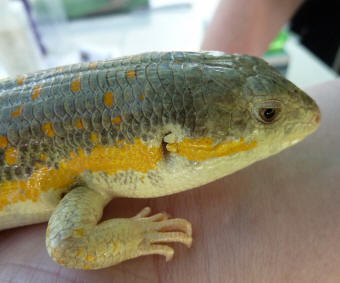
[264, 108, 275, 119]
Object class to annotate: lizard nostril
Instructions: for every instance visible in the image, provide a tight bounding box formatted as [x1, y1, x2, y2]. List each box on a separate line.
[314, 112, 321, 125]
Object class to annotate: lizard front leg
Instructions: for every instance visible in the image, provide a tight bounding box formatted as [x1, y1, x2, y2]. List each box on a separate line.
[46, 186, 192, 270]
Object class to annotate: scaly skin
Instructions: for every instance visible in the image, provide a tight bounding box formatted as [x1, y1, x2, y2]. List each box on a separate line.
[0, 51, 320, 269]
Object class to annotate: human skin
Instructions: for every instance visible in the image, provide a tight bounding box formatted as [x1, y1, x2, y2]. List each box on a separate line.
[201, 0, 305, 56]
[0, 78, 339, 282]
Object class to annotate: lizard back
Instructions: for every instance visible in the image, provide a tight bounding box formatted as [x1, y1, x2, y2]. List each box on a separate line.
[0, 51, 320, 230]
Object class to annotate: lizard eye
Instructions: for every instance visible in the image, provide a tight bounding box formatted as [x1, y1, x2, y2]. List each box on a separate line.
[253, 100, 282, 124]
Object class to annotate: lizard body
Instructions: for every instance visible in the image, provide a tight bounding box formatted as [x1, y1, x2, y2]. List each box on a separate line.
[0, 51, 320, 269]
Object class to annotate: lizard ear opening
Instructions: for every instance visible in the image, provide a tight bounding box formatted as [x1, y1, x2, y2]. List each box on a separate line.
[162, 131, 185, 160]
[162, 133, 171, 160]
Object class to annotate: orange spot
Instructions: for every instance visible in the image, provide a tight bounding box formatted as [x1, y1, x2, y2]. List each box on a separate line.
[140, 94, 145, 100]
[32, 85, 41, 100]
[11, 106, 23, 118]
[84, 266, 91, 270]
[0, 136, 8, 148]
[39, 154, 47, 161]
[42, 122, 55, 137]
[0, 139, 162, 210]
[16, 76, 25, 85]
[126, 70, 136, 79]
[5, 147, 19, 165]
[167, 137, 258, 161]
[90, 132, 99, 144]
[104, 91, 114, 107]
[71, 75, 81, 92]
[74, 229, 84, 237]
[86, 254, 95, 262]
[89, 62, 98, 69]
[111, 116, 121, 124]
[76, 250, 83, 256]
[76, 118, 84, 129]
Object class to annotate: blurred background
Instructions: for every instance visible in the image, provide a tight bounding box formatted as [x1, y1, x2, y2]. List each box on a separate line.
[0, 0, 338, 88]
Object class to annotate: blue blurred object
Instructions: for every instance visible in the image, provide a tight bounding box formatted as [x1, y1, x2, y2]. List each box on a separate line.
[21, 0, 46, 55]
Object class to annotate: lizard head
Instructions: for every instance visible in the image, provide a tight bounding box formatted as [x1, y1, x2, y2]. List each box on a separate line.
[165, 52, 320, 175]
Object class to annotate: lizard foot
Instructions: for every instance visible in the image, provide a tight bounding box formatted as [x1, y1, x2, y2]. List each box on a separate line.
[131, 207, 192, 261]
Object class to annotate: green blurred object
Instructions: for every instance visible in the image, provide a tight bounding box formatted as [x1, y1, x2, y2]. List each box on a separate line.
[266, 29, 290, 54]
[33, 0, 149, 20]
[63, 0, 149, 19]
[264, 30, 290, 76]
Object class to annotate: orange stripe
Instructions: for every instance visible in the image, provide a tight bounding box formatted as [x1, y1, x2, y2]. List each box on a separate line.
[0, 139, 162, 210]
